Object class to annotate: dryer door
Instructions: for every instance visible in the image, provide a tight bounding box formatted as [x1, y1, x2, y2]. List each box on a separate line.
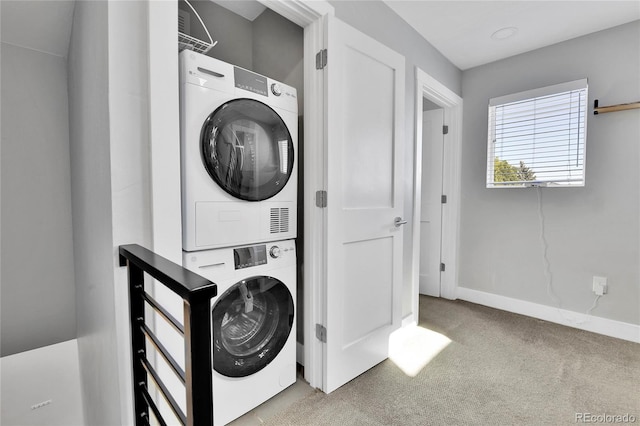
[201, 99, 294, 201]
[212, 276, 294, 377]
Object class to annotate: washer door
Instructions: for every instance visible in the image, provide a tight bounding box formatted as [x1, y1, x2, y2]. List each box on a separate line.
[212, 276, 294, 377]
[201, 99, 294, 201]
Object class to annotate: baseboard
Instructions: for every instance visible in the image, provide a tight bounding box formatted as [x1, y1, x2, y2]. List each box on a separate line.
[456, 287, 640, 344]
[402, 314, 417, 327]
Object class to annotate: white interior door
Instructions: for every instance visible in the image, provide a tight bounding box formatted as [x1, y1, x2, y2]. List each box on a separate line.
[419, 109, 444, 296]
[323, 15, 405, 393]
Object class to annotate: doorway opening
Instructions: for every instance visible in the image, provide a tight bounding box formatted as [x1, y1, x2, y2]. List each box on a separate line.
[411, 67, 463, 321]
[419, 98, 445, 298]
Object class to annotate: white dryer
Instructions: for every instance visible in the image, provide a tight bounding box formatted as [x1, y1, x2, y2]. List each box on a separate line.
[179, 51, 298, 251]
[182, 239, 297, 425]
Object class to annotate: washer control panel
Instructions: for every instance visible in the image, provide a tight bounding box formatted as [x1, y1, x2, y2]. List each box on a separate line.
[233, 241, 295, 270]
[233, 244, 267, 269]
[183, 239, 296, 279]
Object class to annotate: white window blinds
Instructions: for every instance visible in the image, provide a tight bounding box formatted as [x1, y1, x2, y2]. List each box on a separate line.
[487, 79, 588, 188]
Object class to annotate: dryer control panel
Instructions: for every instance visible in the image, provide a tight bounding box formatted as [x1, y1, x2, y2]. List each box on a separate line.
[179, 50, 298, 114]
[233, 67, 268, 96]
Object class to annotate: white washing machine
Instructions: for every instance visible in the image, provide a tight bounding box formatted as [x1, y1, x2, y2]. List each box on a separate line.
[182, 239, 297, 425]
[179, 51, 298, 252]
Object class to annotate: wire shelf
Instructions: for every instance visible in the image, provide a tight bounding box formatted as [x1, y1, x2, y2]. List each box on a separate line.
[178, 31, 216, 54]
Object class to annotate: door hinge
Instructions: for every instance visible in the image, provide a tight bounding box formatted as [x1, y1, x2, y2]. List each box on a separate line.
[443, 125, 449, 135]
[316, 190, 327, 208]
[441, 195, 448, 204]
[316, 49, 327, 69]
[316, 324, 327, 342]
[440, 262, 446, 272]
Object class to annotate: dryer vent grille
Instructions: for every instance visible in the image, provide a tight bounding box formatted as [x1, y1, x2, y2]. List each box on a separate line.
[270, 208, 290, 234]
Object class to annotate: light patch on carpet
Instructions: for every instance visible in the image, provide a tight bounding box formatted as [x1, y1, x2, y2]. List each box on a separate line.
[388, 326, 451, 377]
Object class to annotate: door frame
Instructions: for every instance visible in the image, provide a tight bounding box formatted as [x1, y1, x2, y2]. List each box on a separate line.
[411, 67, 463, 318]
[255, 0, 333, 392]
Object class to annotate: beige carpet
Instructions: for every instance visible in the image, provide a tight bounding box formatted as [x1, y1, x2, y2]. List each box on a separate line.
[265, 296, 640, 425]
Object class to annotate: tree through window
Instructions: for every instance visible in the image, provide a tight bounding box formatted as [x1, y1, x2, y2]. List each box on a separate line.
[487, 79, 588, 188]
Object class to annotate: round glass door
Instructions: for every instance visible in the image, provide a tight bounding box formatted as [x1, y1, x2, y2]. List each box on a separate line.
[212, 276, 294, 377]
[201, 99, 294, 201]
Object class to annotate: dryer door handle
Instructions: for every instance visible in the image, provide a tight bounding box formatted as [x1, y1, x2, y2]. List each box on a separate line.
[197, 67, 225, 78]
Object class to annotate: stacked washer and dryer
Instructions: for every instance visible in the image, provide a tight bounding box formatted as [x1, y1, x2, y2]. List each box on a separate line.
[179, 50, 298, 425]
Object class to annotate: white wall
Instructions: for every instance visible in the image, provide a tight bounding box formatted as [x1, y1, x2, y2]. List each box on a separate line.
[329, 1, 462, 317]
[459, 22, 640, 327]
[68, 1, 122, 424]
[1, 339, 84, 426]
[108, 2, 153, 422]
[68, 0, 152, 423]
[1, 42, 76, 356]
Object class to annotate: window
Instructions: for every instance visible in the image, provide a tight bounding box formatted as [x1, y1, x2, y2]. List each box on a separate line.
[487, 79, 588, 188]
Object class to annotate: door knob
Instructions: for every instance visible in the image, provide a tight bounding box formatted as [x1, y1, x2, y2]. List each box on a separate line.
[394, 217, 408, 227]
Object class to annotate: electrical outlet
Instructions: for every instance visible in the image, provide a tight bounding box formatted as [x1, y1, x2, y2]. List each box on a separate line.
[593, 276, 608, 296]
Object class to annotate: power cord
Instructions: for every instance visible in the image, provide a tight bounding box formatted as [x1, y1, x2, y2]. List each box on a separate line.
[586, 294, 601, 316]
[536, 186, 600, 325]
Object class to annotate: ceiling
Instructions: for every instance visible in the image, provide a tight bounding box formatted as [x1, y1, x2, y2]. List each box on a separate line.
[0, 0, 75, 57]
[384, 1, 640, 70]
[2, 0, 637, 68]
[212, 0, 267, 21]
